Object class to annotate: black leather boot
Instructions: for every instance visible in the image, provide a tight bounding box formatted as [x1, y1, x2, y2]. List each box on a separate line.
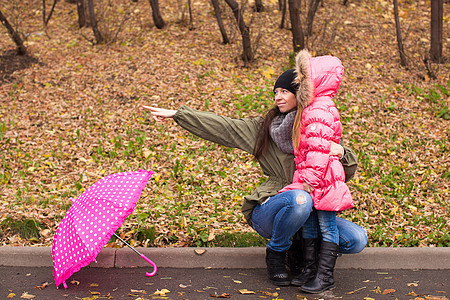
[286, 237, 304, 277]
[290, 238, 319, 286]
[266, 247, 290, 286]
[301, 241, 341, 293]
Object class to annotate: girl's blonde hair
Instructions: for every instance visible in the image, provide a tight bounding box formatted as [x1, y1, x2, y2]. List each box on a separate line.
[292, 50, 314, 151]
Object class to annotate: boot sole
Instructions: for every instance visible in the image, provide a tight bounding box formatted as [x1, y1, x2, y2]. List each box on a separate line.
[290, 280, 308, 286]
[271, 280, 291, 286]
[301, 284, 335, 294]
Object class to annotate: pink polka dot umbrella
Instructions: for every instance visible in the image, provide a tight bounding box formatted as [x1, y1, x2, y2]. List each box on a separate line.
[52, 170, 156, 289]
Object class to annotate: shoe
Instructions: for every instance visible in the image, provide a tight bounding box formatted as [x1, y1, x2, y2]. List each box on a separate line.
[290, 238, 319, 286]
[265, 247, 290, 286]
[301, 241, 341, 293]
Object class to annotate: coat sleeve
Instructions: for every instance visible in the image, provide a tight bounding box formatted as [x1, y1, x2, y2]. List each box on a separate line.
[340, 138, 358, 182]
[173, 105, 260, 154]
[297, 107, 336, 187]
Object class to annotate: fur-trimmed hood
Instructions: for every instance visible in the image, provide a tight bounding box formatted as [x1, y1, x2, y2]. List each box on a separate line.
[294, 49, 344, 109]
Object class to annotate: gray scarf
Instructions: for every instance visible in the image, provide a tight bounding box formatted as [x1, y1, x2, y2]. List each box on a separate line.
[270, 111, 296, 154]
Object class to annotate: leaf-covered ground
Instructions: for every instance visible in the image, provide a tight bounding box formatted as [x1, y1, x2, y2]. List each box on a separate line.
[0, 0, 448, 248]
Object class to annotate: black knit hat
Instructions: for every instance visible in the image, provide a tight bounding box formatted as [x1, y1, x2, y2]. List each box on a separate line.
[273, 69, 299, 95]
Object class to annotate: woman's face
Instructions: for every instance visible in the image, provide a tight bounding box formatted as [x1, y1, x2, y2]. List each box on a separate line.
[274, 88, 297, 113]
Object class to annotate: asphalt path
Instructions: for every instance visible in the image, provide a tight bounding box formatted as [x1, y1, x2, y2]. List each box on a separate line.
[1, 266, 448, 300]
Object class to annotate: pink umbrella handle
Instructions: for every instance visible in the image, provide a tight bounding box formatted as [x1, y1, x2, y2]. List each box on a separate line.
[140, 254, 157, 277]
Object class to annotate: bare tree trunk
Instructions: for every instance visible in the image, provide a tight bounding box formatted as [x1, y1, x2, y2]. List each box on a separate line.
[288, 0, 304, 52]
[149, 0, 165, 29]
[254, 0, 264, 12]
[0, 10, 27, 55]
[87, 0, 104, 43]
[76, 0, 87, 28]
[224, 0, 253, 64]
[211, 0, 230, 44]
[430, 0, 443, 63]
[43, 0, 46, 26]
[188, 0, 194, 29]
[43, 0, 58, 27]
[393, 0, 408, 67]
[279, 0, 287, 29]
[306, 0, 320, 36]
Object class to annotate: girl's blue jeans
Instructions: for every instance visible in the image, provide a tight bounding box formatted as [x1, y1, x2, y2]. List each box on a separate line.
[302, 209, 339, 245]
[251, 190, 367, 254]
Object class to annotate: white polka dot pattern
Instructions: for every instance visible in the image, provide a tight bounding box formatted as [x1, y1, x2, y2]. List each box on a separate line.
[52, 170, 153, 289]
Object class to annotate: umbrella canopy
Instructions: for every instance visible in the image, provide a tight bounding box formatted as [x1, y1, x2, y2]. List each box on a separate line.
[52, 170, 153, 288]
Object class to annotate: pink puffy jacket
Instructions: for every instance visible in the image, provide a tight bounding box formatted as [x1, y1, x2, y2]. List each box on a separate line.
[279, 51, 353, 212]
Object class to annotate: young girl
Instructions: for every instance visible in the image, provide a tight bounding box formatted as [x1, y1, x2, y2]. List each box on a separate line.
[279, 49, 354, 293]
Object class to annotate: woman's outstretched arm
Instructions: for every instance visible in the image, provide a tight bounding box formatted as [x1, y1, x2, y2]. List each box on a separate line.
[142, 105, 260, 155]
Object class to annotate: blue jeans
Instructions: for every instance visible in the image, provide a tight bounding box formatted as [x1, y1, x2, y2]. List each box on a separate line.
[303, 209, 367, 254]
[251, 190, 313, 252]
[303, 209, 339, 244]
[251, 191, 367, 254]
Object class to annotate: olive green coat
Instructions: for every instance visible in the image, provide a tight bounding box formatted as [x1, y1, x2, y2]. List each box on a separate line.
[173, 106, 357, 226]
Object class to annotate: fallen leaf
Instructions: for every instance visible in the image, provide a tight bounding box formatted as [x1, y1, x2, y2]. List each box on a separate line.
[347, 286, 367, 294]
[90, 291, 101, 295]
[7, 293, 15, 298]
[71, 280, 80, 285]
[207, 229, 215, 241]
[238, 289, 255, 294]
[20, 292, 35, 299]
[408, 281, 419, 287]
[382, 289, 396, 294]
[194, 249, 206, 255]
[89, 283, 99, 287]
[232, 279, 242, 284]
[210, 292, 231, 298]
[258, 291, 279, 297]
[371, 286, 382, 294]
[179, 284, 188, 288]
[154, 289, 170, 296]
[34, 282, 49, 290]
[363, 298, 376, 300]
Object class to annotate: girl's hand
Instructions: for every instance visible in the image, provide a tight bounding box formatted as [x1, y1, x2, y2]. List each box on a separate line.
[142, 105, 177, 122]
[330, 141, 344, 158]
[303, 182, 314, 193]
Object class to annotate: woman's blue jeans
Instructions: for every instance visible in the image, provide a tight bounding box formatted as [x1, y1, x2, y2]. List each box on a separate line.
[251, 190, 313, 252]
[251, 190, 367, 254]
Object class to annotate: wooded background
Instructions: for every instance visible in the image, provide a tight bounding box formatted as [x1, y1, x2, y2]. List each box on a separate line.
[0, 0, 448, 248]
